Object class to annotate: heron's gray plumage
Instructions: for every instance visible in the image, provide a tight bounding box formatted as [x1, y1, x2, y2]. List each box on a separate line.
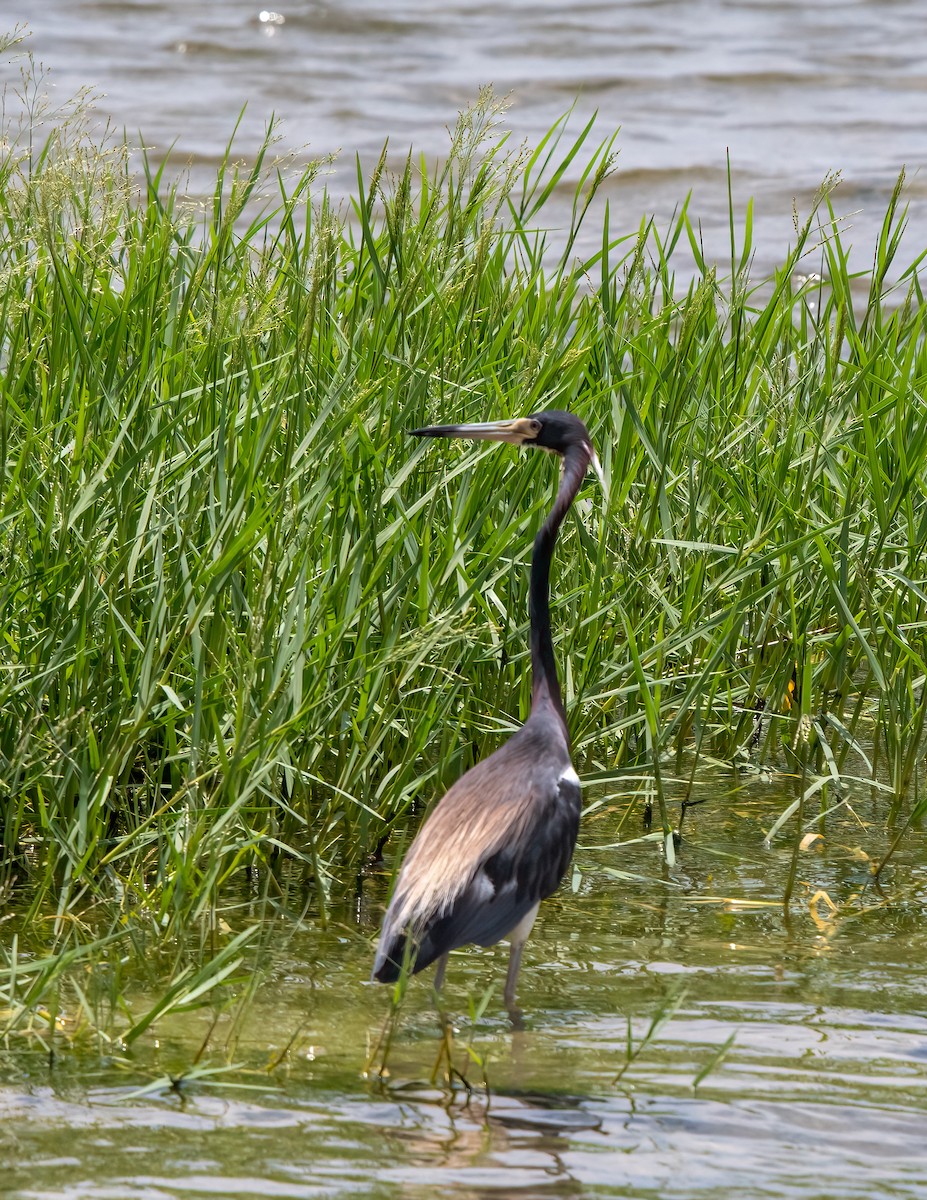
[372, 709, 580, 983]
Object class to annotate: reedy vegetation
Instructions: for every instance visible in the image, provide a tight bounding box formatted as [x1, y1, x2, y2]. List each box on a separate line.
[1, 70, 927, 1038]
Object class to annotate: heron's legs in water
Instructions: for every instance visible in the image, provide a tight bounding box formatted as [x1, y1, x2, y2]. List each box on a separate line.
[503, 902, 540, 1012]
[503, 941, 526, 1010]
[431, 903, 539, 1015]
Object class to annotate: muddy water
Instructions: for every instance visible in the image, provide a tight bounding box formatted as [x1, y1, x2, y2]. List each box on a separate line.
[19, 0, 927, 272]
[3, 769, 927, 1198]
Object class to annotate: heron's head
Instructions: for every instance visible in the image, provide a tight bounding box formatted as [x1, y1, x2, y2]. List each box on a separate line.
[411, 409, 598, 466]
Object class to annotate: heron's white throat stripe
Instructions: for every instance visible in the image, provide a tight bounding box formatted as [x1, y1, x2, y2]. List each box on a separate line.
[560, 766, 581, 786]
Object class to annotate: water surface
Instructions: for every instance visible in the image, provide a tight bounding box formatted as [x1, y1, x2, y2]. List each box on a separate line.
[17, 0, 927, 272]
[4, 772, 927, 1198]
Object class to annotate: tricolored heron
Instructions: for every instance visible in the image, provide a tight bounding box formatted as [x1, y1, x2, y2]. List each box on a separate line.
[372, 409, 599, 1011]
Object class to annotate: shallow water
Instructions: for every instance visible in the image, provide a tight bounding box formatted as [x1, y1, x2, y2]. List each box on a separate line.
[18, 0, 927, 272]
[4, 771, 927, 1198]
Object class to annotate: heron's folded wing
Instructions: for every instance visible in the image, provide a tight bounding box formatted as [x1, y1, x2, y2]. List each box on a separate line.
[418, 771, 581, 957]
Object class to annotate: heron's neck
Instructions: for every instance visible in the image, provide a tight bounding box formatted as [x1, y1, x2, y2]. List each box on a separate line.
[529, 443, 590, 741]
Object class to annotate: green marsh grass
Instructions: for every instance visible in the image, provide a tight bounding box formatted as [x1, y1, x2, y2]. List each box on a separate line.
[1, 74, 927, 1044]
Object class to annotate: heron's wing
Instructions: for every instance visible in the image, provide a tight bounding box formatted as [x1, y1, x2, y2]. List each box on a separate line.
[373, 756, 580, 981]
[426, 768, 580, 955]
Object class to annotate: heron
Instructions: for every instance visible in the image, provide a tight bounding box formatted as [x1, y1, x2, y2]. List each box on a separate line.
[372, 409, 600, 1012]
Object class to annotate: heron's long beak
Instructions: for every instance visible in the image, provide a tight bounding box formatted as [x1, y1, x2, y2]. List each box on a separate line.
[410, 417, 537, 444]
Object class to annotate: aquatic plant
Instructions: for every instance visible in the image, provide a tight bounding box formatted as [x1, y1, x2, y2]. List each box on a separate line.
[1, 57, 926, 1041]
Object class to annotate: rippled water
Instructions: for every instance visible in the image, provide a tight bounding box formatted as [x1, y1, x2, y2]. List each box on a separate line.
[4, 772, 927, 1198]
[18, 0, 927, 271]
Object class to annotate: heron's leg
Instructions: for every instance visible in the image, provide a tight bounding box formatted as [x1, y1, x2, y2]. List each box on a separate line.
[434, 952, 449, 993]
[503, 902, 540, 1012]
[503, 939, 526, 1010]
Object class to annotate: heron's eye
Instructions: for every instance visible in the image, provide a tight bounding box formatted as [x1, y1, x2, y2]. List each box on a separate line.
[528, 420, 542, 437]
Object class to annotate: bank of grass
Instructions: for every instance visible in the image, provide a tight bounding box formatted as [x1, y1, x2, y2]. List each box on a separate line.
[2, 77, 927, 1044]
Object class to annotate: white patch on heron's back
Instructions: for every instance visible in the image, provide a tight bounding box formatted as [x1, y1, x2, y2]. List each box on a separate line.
[560, 766, 581, 786]
[471, 869, 496, 903]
